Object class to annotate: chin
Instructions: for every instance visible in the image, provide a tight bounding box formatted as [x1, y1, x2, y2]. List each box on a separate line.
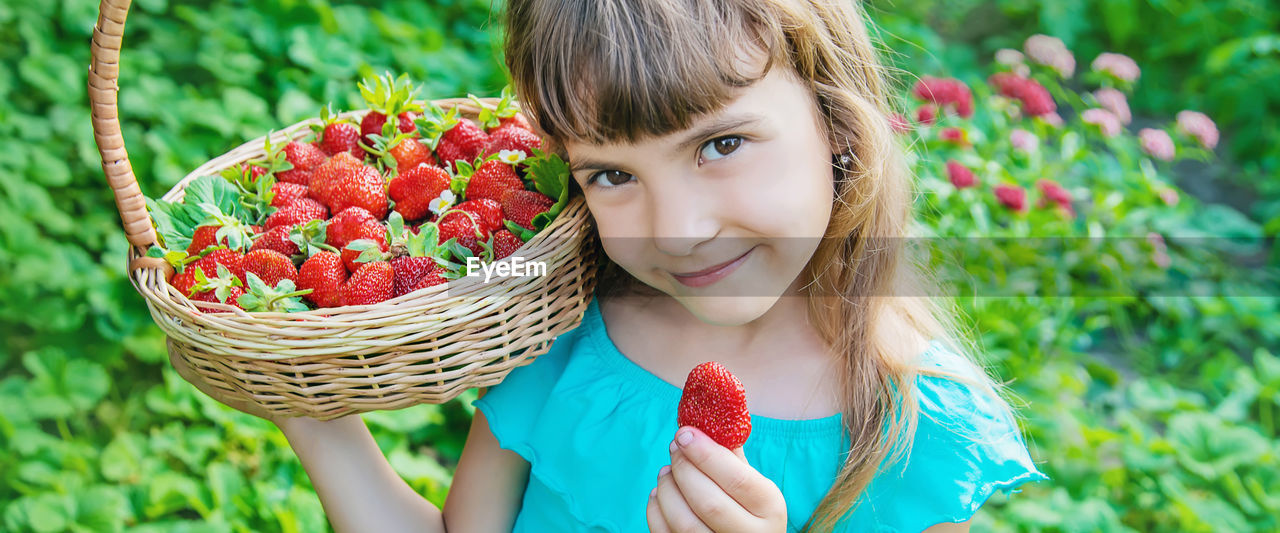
[670, 294, 782, 327]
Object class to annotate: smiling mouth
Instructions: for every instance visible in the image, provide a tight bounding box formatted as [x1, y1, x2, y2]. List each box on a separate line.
[669, 246, 757, 287]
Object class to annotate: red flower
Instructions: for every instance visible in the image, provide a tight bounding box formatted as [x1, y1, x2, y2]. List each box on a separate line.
[887, 113, 912, 134]
[939, 127, 969, 147]
[916, 104, 937, 126]
[1036, 179, 1072, 205]
[994, 184, 1027, 212]
[988, 73, 1056, 117]
[911, 77, 974, 119]
[946, 160, 976, 189]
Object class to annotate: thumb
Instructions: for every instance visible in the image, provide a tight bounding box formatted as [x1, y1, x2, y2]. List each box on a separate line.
[731, 446, 748, 464]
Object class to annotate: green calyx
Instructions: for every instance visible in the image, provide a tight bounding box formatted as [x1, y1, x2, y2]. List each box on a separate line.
[191, 264, 243, 303]
[414, 103, 461, 152]
[289, 219, 337, 260]
[195, 203, 259, 252]
[522, 148, 571, 231]
[358, 71, 423, 118]
[236, 272, 313, 313]
[468, 85, 520, 130]
[363, 119, 417, 174]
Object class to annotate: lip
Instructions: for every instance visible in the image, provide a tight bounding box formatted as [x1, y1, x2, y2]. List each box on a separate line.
[670, 246, 756, 288]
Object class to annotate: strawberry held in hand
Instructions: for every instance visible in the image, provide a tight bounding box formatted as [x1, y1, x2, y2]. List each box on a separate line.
[677, 361, 752, 449]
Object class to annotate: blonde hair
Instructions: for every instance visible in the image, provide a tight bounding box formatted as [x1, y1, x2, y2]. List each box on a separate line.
[503, 0, 1009, 530]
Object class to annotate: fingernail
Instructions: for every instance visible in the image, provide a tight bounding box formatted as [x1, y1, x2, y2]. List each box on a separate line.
[676, 428, 693, 446]
[669, 440, 678, 453]
[650, 487, 657, 499]
[659, 465, 670, 477]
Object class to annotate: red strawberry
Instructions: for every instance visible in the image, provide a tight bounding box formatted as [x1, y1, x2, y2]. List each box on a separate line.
[265, 198, 328, 230]
[187, 225, 224, 255]
[677, 361, 752, 449]
[495, 113, 532, 133]
[271, 182, 310, 208]
[277, 141, 326, 184]
[454, 198, 504, 234]
[500, 190, 555, 230]
[243, 249, 298, 288]
[340, 261, 394, 306]
[388, 164, 452, 221]
[297, 251, 347, 308]
[464, 159, 524, 203]
[481, 125, 541, 159]
[191, 248, 246, 284]
[319, 121, 363, 159]
[361, 111, 418, 147]
[388, 138, 434, 171]
[419, 105, 489, 172]
[250, 224, 300, 257]
[308, 151, 361, 207]
[191, 286, 245, 309]
[391, 256, 446, 297]
[340, 229, 389, 273]
[437, 210, 488, 257]
[325, 207, 379, 249]
[326, 161, 388, 219]
[358, 73, 422, 147]
[169, 270, 199, 298]
[488, 229, 524, 261]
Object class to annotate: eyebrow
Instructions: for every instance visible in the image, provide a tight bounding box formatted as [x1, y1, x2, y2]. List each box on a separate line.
[568, 112, 768, 174]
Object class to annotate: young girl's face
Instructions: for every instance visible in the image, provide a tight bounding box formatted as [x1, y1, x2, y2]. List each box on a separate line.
[564, 63, 835, 326]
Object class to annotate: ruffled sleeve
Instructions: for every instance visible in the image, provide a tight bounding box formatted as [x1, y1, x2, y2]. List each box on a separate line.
[853, 342, 1049, 531]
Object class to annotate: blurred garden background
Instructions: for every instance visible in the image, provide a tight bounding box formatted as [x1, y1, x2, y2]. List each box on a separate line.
[1, 0, 1278, 531]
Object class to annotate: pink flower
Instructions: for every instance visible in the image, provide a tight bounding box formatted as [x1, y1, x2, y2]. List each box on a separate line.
[1037, 179, 1072, 206]
[1010, 129, 1038, 153]
[1176, 110, 1219, 149]
[1093, 88, 1132, 125]
[995, 48, 1025, 67]
[916, 104, 937, 126]
[988, 72, 1056, 117]
[1091, 52, 1141, 83]
[1138, 128, 1176, 161]
[1041, 112, 1064, 127]
[1147, 232, 1171, 269]
[946, 159, 976, 188]
[1024, 34, 1075, 78]
[939, 127, 969, 146]
[1081, 108, 1122, 137]
[887, 112, 912, 134]
[911, 77, 975, 119]
[994, 184, 1028, 212]
[1159, 188, 1180, 207]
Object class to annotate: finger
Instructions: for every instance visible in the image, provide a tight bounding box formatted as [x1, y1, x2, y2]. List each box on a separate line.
[673, 426, 785, 519]
[646, 486, 672, 533]
[668, 446, 758, 532]
[655, 463, 714, 533]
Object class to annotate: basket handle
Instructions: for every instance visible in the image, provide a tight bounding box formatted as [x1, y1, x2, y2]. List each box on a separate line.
[89, 0, 156, 249]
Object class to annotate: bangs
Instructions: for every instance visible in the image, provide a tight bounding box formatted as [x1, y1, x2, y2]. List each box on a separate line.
[503, 0, 789, 149]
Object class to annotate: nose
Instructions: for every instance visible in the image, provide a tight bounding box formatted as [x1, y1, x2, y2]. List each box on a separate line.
[648, 177, 720, 257]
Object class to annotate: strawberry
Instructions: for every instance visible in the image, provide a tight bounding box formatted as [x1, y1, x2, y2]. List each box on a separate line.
[243, 249, 299, 288]
[187, 225, 225, 255]
[484, 229, 524, 261]
[341, 230, 389, 273]
[191, 248, 246, 285]
[418, 104, 488, 172]
[192, 286, 245, 309]
[481, 125, 541, 159]
[461, 158, 524, 203]
[677, 361, 752, 449]
[250, 224, 300, 258]
[313, 105, 364, 160]
[325, 207, 380, 249]
[189, 263, 246, 309]
[308, 151, 362, 207]
[265, 198, 328, 230]
[340, 261, 394, 306]
[325, 160, 388, 219]
[437, 209, 488, 257]
[297, 251, 347, 308]
[391, 256, 446, 297]
[469, 87, 532, 134]
[169, 269, 200, 298]
[358, 73, 423, 147]
[388, 163, 452, 221]
[236, 273, 313, 313]
[270, 182, 310, 208]
[453, 198, 504, 234]
[496, 113, 532, 133]
[500, 190, 555, 230]
[388, 138, 433, 171]
[277, 141, 326, 184]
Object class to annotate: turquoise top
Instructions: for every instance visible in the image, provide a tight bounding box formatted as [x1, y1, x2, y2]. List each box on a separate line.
[473, 298, 1047, 532]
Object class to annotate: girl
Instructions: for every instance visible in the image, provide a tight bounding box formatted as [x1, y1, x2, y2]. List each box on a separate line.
[173, 0, 1047, 531]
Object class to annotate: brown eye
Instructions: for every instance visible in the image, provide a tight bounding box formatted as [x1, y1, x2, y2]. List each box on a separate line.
[587, 170, 634, 188]
[700, 135, 743, 162]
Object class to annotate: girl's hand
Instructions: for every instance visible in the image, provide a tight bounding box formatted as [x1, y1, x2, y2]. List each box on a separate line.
[647, 426, 788, 533]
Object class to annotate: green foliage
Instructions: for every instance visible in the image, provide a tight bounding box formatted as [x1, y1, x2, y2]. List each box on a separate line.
[1, 0, 1277, 532]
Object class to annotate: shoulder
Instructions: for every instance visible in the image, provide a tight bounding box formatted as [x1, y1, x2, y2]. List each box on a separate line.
[856, 340, 1048, 531]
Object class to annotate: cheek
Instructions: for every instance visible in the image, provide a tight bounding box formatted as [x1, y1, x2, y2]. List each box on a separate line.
[730, 150, 834, 239]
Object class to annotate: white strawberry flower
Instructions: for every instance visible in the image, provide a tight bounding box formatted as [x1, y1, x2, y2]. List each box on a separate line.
[497, 150, 527, 165]
[429, 190, 456, 216]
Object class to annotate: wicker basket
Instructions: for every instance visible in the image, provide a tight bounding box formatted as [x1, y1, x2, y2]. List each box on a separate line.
[88, 0, 598, 420]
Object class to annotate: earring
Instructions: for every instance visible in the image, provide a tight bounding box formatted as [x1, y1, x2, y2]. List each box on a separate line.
[832, 153, 854, 180]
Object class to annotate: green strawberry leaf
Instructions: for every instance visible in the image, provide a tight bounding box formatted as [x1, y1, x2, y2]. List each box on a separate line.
[503, 220, 537, 242]
[524, 148, 570, 231]
[236, 273, 313, 313]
